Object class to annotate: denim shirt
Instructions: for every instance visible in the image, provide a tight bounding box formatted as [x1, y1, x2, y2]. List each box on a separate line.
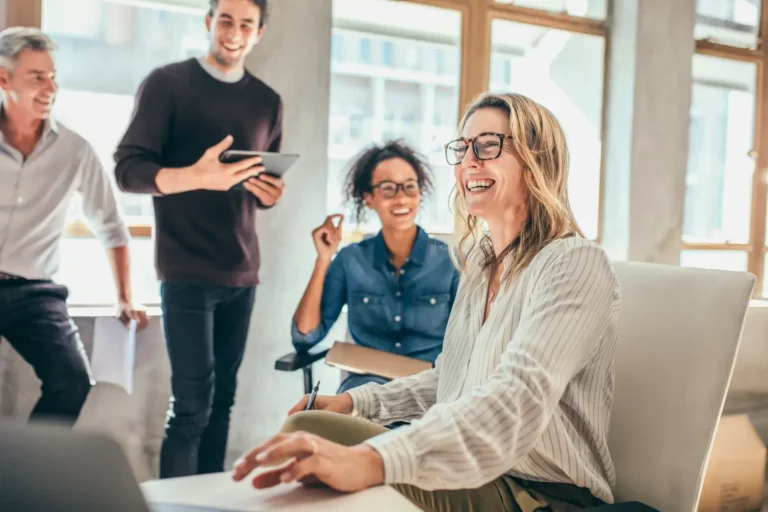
[291, 227, 459, 365]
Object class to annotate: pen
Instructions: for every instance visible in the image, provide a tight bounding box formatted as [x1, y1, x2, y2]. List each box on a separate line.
[305, 381, 321, 410]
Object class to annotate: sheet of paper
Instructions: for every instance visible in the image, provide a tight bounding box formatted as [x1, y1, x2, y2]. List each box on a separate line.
[141, 472, 420, 511]
[90, 317, 136, 394]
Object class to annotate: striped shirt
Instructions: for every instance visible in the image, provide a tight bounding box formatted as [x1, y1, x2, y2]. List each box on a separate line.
[347, 237, 621, 503]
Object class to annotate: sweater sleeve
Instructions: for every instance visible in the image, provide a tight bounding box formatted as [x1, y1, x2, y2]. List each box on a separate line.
[363, 243, 618, 490]
[268, 97, 283, 153]
[114, 68, 173, 195]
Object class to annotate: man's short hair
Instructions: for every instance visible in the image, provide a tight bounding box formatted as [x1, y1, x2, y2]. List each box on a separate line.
[0, 27, 56, 72]
[209, 0, 269, 28]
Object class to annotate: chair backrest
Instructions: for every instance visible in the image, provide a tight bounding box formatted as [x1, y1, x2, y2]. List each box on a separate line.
[609, 261, 754, 511]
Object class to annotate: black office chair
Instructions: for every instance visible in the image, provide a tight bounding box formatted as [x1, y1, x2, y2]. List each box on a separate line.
[274, 342, 332, 394]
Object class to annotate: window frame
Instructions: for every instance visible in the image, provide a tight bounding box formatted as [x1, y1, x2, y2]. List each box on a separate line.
[687, 0, 768, 297]
[336, 0, 609, 242]
[19, 0, 609, 253]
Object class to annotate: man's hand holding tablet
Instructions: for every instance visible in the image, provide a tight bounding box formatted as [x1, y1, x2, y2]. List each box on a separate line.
[219, 149, 299, 207]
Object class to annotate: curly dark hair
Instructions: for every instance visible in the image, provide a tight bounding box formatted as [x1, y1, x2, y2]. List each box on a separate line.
[343, 140, 434, 223]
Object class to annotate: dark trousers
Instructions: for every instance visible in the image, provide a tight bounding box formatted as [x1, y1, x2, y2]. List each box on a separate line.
[159, 282, 256, 479]
[0, 279, 93, 425]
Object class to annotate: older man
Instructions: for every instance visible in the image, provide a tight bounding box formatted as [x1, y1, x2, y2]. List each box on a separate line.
[0, 27, 147, 426]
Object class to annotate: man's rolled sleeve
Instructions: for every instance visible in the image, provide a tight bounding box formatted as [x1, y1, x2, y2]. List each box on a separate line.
[78, 143, 131, 249]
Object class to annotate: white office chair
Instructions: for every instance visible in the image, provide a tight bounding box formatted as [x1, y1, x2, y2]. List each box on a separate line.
[608, 261, 754, 511]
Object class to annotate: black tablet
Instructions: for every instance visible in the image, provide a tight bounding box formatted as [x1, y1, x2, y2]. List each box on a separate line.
[219, 150, 299, 190]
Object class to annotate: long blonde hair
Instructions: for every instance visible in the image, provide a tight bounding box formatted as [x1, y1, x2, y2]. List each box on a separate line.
[452, 92, 584, 278]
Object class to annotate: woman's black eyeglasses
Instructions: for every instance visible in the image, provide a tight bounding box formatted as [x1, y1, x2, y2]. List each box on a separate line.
[444, 133, 510, 166]
[370, 180, 420, 198]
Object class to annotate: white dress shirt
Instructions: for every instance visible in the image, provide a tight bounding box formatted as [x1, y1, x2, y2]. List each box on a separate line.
[0, 117, 130, 280]
[348, 237, 621, 503]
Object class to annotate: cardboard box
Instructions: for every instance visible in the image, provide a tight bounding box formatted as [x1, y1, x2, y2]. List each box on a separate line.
[698, 414, 767, 512]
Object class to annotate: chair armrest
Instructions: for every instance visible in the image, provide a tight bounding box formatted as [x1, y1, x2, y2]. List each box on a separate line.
[274, 344, 330, 372]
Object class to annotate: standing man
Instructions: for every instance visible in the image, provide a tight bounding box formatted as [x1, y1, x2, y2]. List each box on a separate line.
[114, 0, 285, 479]
[0, 27, 148, 426]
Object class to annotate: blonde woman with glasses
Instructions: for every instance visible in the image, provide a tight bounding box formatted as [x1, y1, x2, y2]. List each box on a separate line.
[233, 93, 621, 512]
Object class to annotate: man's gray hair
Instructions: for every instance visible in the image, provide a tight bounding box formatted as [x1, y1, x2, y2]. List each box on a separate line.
[0, 27, 57, 71]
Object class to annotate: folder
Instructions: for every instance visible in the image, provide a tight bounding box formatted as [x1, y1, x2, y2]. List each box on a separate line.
[324, 341, 432, 380]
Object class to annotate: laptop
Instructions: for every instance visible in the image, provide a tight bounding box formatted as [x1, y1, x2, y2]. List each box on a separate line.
[0, 420, 228, 512]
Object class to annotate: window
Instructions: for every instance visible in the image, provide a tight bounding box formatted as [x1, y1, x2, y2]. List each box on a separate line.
[681, 249, 748, 272]
[382, 41, 393, 67]
[492, 0, 607, 20]
[359, 38, 371, 63]
[683, 0, 768, 296]
[42, 0, 210, 304]
[685, 55, 755, 245]
[488, 19, 605, 240]
[695, 0, 760, 49]
[328, 0, 462, 235]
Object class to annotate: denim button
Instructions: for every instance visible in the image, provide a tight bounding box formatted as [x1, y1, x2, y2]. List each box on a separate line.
[394, 315, 401, 322]
[395, 291, 401, 297]
[363, 297, 369, 304]
[430, 297, 436, 305]
[395, 342, 402, 348]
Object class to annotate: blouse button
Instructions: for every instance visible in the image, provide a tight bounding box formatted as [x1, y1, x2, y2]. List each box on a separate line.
[395, 342, 402, 348]
[395, 291, 401, 297]
[394, 315, 401, 322]
[430, 297, 437, 305]
[363, 297, 369, 304]
[401, 269, 406, 275]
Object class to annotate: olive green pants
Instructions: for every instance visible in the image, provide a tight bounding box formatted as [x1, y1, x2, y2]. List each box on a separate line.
[280, 411, 602, 512]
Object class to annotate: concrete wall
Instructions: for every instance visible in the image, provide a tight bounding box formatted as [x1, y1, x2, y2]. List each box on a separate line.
[226, 0, 334, 465]
[602, 0, 696, 264]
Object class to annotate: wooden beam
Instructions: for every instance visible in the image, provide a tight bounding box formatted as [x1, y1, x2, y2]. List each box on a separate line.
[747, 0, 768, 294]
[594, 0, 613, 245]
[65, 221, 152, 239]
[457, 0, 489, 114]
[6, 0, 42, 28]
[682, 242, 752, 251]
[488, 2, 605, 37]
[696, 39, 762, 63]
[398, 0, 470, 10]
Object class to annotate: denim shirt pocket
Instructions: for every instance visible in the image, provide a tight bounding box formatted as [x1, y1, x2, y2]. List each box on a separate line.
[408, 292, 452, 337]
[348, 292, 389, 332]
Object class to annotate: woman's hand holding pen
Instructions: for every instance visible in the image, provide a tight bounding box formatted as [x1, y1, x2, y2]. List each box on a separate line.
[288, 393, 353, 416]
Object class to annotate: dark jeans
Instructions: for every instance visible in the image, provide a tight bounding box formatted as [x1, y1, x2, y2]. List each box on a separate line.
[0, 279, 93, 425]
[159, 282, 256, 479]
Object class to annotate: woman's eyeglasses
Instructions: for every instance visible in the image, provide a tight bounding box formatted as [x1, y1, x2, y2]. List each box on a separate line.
[370, 180, 420, 198]
[444, 133, 510, 166]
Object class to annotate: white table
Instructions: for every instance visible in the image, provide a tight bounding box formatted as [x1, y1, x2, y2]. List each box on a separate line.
[141, 472, 421, 511]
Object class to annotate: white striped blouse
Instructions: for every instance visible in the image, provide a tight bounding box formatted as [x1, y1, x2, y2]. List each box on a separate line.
[347, 237, 621, 503]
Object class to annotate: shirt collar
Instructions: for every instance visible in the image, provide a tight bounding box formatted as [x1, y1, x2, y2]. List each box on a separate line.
[46, 116, 59, 134]
[197, 57, 245, 83]
[0, 104, 59, 154]
[372, 226, 429, 267]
